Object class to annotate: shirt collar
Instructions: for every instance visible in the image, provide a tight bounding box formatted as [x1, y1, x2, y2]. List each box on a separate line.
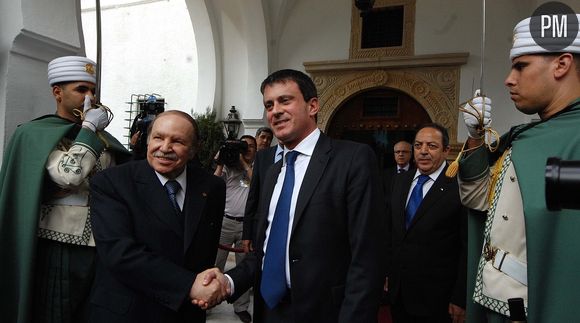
[398, 164, 410, 172]
[275, 144, 284, 162]
[155, 167, 187, 192]
[411, 161, 446, 183]
[283, 128, 320, 164]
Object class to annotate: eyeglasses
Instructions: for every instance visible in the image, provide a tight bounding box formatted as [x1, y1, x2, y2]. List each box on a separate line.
[394, 150, 410, 154]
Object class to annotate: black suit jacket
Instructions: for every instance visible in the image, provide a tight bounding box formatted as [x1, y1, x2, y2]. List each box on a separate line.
[381, 164, 416, 200]
[89, 160, 225, 323]
[386, 165, 467, 316]
[242, 145, 278, 242]
[228, 133, 385, 323]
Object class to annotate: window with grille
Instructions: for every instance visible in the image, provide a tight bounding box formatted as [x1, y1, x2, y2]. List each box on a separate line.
[361, 6, 404, 49]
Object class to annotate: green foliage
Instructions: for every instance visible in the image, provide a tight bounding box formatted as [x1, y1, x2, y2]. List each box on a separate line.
[194, 108, 225, 170]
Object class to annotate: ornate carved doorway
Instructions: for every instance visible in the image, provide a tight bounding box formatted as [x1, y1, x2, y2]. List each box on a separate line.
[327, 87, 431, 169]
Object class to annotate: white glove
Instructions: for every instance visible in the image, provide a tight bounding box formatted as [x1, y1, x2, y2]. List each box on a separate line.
[81, 95, 111, 132]
[462, 90, 492, 138]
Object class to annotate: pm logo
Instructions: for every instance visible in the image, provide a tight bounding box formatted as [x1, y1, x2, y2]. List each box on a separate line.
[530, 1, 578, 51]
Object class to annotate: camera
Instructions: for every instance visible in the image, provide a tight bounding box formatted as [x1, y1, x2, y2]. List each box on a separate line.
[545, 157, 580, 211]
[129, 95, 165, 159]
[217, 139, 248, 168]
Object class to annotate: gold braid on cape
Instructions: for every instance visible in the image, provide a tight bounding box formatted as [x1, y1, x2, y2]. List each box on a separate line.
[486, 148, 509, 206]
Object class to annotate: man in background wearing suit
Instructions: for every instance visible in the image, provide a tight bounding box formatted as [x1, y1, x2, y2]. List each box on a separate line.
[382, 140, 414, 196]
[198, 69, 385, 323]
[89, 111, 226, 323]
[242, 137, 283, 253]
[386, 124, 467, 323]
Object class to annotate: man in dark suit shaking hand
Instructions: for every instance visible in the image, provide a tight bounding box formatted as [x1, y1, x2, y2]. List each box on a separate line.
[89, 111, 227, 323]
[386, 123, 467, 323]
[197, 69, 386, 323]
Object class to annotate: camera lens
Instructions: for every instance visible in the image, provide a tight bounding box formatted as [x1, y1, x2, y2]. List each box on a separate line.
[545, 157, 580, 211]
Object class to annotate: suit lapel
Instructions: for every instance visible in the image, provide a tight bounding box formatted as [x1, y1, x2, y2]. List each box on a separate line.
[135, 161, 183, 239]
[256, 160, 282, 251]
[266, 146, 276, 164]
[397, 171, 414, 233]
[183, 165, 206, 252]
[291, 135, 331, 234]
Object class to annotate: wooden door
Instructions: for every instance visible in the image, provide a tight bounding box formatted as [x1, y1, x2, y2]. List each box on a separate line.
[326, 87, 431, 169]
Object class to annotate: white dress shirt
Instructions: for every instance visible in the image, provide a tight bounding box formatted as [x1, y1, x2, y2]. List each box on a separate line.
[397, 164, 410, 173]
[263, 128, 320, 287]
[274, 144, 284, 163]
[405, 162, 446, 207]
[225, 129, 321, 294]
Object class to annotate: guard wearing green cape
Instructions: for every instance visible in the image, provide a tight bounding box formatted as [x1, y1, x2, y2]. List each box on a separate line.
[457, 15, 580, 322]
[0, 56, 130, 323]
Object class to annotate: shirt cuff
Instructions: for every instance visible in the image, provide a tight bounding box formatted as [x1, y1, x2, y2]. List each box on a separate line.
[224, 274, 235, 296]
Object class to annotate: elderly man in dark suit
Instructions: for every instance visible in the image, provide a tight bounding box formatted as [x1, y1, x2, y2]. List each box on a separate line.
[89, 111, 226, 323]
[197, 69, 385, 323]
[386, 123, 467, 323]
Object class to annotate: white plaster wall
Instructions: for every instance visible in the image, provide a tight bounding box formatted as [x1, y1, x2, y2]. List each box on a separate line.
[272, 0, 580, 139]
[276, 0, 352, 70]
[239, 3, 269, 122]
[81, 0, 198, 145]
[0, 0, 84, 163]
[22, 0, 81, 48]
[186, 0, 218, 116]
[210, 0, 270, 137]
[2, 0, 579, 162]
[415, 0, 533, 138]
[0, 0, 24, 153]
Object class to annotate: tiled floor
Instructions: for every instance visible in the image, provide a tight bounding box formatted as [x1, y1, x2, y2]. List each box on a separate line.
[206, 253, 253, 323]
[205, 293, 253, 323]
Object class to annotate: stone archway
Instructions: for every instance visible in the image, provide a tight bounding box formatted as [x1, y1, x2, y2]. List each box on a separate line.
[304, 52, 469, 155]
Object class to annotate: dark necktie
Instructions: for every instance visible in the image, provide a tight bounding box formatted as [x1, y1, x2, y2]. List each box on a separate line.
[261, 151, 299, 309]
[164, 180, 181, 214]
[398, 168, 406, 173]
[405, 174, 430, 228]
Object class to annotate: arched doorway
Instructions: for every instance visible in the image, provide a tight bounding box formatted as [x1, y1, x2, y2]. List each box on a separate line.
[327, 87, 431, 169]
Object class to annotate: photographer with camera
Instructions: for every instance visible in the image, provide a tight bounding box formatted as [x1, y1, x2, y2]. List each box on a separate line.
[457, 14, 580, 322]
[213, 134, 257, 323]
[128, 95, 165, 160]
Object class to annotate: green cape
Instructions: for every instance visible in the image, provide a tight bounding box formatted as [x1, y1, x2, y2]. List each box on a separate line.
[460, 99, 580, 322]
[0, 115, 129, 323]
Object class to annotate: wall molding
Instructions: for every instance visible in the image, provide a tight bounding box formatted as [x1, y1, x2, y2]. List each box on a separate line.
[11, 29, 80, 62]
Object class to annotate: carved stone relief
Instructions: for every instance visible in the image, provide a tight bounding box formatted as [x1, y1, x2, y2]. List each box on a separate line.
[305, 54, 468, 148]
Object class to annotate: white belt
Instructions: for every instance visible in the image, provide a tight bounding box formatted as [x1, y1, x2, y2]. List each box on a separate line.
[48, 191, 89, 206]
[492, 249, 527, 286]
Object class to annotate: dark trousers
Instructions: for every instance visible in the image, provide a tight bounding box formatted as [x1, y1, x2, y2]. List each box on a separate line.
[33, 238, 96, 323]
[262, 291, 294, 323]
[391, 300, 451, 323]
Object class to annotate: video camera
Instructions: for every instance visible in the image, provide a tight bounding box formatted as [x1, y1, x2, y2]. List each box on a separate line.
[545, 157, 580, 210]
[217, 139, 248, 168]
[129, 95, 165, 160]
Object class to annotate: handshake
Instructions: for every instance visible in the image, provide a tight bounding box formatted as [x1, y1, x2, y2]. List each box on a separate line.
[189, 268, 231, 310]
